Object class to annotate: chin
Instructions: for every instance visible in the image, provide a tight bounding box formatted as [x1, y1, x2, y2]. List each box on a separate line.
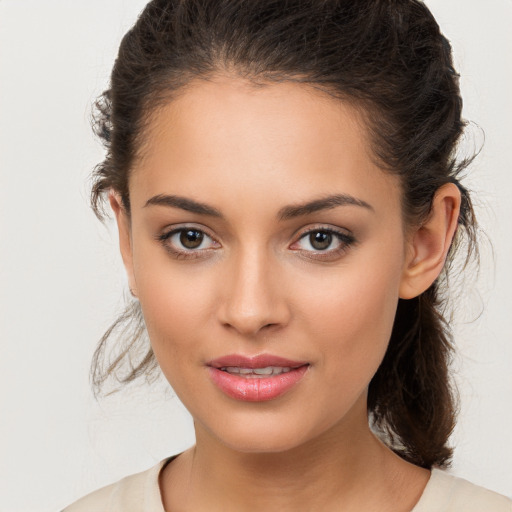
[200, 412, 328, 455]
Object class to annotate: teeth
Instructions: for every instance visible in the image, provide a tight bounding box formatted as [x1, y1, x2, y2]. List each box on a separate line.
[253, 367, 273, 375]
[221, 366, 293, 377]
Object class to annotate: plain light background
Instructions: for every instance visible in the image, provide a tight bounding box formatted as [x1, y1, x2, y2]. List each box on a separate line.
[0, 1, 511, 510]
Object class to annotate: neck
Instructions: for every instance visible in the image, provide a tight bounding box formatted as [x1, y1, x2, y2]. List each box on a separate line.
[160, 399, 429, 512]
[195, 428, 385, 507]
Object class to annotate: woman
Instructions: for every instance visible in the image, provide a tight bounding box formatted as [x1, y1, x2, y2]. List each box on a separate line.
[63, 0, 512, 510]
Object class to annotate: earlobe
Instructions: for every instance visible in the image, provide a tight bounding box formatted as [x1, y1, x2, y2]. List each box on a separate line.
[399, 183, 461, 300]
[109, 190, 138, 298]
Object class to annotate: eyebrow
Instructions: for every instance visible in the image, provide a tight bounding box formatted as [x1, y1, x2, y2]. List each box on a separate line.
[277, 194, 374, 220]
[144, 194, 223, 217]
[144, 193, 373, 220]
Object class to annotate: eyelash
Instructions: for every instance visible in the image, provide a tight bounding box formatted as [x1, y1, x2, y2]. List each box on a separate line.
[291, 226, 356, 261]
[157, 225, 356, 261]
[157, 226, 220, 260]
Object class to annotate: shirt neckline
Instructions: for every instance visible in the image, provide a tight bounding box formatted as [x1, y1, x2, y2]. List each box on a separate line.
[150, 456, 442, 512]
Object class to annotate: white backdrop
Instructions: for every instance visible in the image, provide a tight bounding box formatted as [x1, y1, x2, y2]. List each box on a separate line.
[0, 1, 511, 510]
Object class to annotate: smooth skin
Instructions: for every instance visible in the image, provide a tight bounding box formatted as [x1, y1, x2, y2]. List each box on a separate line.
[110, 75, 461, 512]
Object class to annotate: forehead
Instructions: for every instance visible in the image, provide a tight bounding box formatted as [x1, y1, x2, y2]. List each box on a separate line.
[130, 75, 401, 219]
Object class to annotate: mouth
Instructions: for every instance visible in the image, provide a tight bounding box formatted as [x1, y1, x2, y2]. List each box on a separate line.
[206, 354, 310, 401]
[219, 366, 295, 377]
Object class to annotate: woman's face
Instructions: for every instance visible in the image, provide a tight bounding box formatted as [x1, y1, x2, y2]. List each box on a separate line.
[121, 76, 412, 453]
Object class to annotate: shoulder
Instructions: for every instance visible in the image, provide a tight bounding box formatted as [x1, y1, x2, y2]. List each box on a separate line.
[413, 468, 512, 512]
[61, 457, 172, 512]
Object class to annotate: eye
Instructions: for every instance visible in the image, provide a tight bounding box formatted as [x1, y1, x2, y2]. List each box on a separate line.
[290, 227, 355, 260]
[176, 229, 208, 249]
[158, 226, 220, 259]
[302, 231, 335, 251]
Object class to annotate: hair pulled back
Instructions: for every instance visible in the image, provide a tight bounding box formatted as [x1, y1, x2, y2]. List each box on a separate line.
[90, 0, 478, 469]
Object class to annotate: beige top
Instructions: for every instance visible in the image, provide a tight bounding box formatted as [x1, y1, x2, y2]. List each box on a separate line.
[62, 456, 512, 512]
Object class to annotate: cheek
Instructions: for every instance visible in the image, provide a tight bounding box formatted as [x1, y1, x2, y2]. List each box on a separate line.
[132, 245, 218, 370]
[295, 244, 404, 379]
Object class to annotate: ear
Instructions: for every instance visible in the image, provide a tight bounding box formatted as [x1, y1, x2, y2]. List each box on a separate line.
[399, 183, 461, 300]
[109, 191, 138, 297]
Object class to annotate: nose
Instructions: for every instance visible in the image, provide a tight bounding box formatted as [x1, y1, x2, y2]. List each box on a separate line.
[216, 247, 291, 337]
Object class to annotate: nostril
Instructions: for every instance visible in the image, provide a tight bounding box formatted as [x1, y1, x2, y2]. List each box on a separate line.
[220, 316, 283, 337]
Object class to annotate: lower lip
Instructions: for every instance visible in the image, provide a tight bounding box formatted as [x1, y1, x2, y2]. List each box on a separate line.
[207, 366, 309, 402]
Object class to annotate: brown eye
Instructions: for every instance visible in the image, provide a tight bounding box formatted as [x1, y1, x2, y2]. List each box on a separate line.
[309, 231, 332, 250]
[180, 229, 204, 249]
[158, 227, 219, 258]
[290, 226, 356, 259]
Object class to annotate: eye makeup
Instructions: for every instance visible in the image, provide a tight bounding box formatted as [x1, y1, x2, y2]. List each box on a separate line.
[156, 224, 221, 260]
[156, 223, 357, 263]
[290, 225, 357, 262]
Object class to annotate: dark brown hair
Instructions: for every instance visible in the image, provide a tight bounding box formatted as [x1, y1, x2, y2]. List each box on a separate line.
[90, 0, 478, 469]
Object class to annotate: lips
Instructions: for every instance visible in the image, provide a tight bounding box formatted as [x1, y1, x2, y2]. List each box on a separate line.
[207, 354, 309, 402]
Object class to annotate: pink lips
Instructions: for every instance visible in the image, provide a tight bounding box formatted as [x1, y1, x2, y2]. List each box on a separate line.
[207, 354, 309, 402]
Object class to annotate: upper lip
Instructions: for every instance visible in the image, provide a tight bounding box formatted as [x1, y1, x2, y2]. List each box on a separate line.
[207, 354, 309, 369]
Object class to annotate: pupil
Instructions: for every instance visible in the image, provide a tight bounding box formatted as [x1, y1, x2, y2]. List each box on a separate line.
[310, 231, 332, 250]
[180, 230, 203, 249]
